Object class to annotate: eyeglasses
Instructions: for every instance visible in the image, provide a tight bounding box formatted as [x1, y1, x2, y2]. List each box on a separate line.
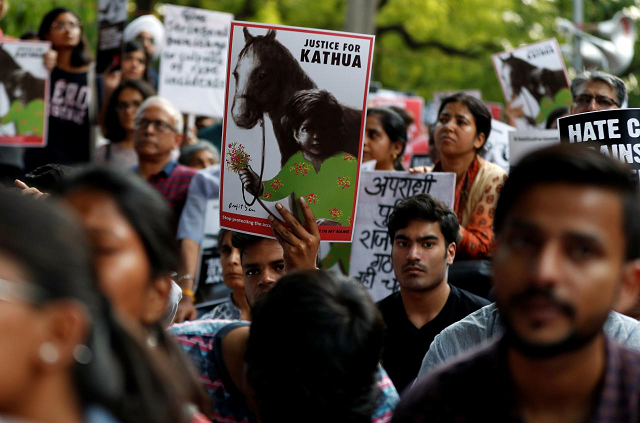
[573, 94, 619, 109]
[51, 21, 82, 31]
[135, 118, 176, 133]
[116, 101, 142, 112]
[135, 34, 156, 45]
[0, 276, 47, 305]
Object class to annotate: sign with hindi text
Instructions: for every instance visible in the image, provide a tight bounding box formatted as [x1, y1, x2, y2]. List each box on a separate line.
[159, 5, 233, 117]
[348, 171, 456, 301]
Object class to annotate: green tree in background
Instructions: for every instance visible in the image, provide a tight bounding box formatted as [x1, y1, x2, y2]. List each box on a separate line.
[3, 0, 639, 108]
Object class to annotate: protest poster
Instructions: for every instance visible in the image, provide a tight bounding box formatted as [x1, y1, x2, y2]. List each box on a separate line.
[492, 38, 571, 130]
[193, 199, 233, 308]
[483, 119, 515, 172]
[0, 41, 49, 147]
[509, 130, 559, 166]
[159, 5, 233, 117]
[558, 109, 640, 178]
[219, 22, 375, 242]
[97, 0, 128, 73]
[348, 171, 455, 301]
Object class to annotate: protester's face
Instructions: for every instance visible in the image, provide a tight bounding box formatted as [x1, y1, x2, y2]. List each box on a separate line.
[570, 80, 619, 114]
[187, 149, 217, 170]
[241, 240, 286, 306]
[116, 88, 144, 132]
[46, 12, 82, 49]
[220, 232, 244, 291]
[364, 115, 404, 170]
[392, 219, 455, 292]
[434, 102, 484, 161]
[135, 31, 156, 58]
[294, 118, 323, 158]
[134, 105, 180, 158]
[63, 190, 156, 323]
[0, 253, 48, 407]
[493, 183, 625, 356]
[121, 50, 146, 80]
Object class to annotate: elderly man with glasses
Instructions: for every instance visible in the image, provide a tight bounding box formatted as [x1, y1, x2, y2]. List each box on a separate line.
[133, 96, 196, 221]
[570, 70, 627, 114]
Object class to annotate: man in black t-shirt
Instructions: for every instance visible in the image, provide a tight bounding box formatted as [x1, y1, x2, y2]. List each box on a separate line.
[377, 194, 489, 393]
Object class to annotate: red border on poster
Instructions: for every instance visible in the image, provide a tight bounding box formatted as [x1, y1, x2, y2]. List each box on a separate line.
[0, 40, 50, 148]
[219, 21, 375, 242]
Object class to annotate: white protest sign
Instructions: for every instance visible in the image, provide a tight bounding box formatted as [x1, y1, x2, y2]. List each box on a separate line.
[492, 38, 570, 130]
[508, 130, 560, 166]
[484, 119, 515, 172]
[348, 171, 456, 302]
[160, 5, 233, 117]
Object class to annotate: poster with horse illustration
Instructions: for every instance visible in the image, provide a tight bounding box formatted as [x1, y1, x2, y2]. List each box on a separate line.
[492, 38, 571, 130]
[219, 22, 375, 242]
[0, 41, 49, 147]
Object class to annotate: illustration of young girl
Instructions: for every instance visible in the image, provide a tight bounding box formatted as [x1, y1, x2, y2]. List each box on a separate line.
[240, 89, 358, 226]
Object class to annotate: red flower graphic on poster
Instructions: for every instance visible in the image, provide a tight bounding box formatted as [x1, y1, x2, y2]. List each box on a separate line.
[225, 142, 251, 173]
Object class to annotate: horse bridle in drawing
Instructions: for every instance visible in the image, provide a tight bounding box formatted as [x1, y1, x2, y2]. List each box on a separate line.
[241, 117, 276, 218]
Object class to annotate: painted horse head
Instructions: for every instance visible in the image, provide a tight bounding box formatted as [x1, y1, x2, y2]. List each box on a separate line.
[231, 28, 315, 129]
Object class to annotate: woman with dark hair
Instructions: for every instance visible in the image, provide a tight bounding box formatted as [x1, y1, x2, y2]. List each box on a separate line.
[364, 107, 407, 170]
[95, 79, 155, 167]
[415, 93, 507, 260]
[23, 7, 94, 172]
[53, 166, 210, 420]
[0, 189, 207, 423]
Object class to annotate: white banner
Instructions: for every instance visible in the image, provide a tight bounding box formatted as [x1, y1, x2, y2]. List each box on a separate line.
[159, 5, 233, 117]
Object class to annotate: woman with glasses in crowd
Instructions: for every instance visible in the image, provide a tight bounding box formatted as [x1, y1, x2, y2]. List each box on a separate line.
[23, 7, 94, 172]
[95, 79, 155, 168]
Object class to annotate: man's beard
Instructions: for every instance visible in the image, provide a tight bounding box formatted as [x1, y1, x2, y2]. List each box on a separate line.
[498, 286, 608, 359]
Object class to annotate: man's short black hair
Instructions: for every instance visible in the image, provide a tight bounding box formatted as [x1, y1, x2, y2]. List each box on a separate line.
[386, 193, 459, 246]
[494, 144, 640, 260]
[246, 270, 384, 423]
[231, 232, 272, 258]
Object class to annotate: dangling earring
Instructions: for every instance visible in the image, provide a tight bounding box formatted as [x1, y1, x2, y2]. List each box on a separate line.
[39, 342, 60, 365]
[73, 344, 93, 365]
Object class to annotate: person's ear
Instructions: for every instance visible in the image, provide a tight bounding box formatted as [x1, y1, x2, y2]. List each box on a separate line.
[446, 242, 456, 265]
[615, 259, 640, 315]
[173, 133, 184, 149]
[473, 132, 486, 150]
[37, 300, 89, 370]
[140, 275, 172, 326]
[390, 140, 404, 158]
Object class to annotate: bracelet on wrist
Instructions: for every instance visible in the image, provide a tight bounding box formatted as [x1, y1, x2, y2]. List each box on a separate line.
[177, 274, 195, 283]
[182, 289, 195, 301]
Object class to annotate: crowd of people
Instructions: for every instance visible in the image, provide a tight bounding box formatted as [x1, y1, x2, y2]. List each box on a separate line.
[1, 2, 640, 422]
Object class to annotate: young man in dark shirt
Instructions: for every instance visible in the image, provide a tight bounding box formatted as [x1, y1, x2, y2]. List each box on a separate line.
[377, 194, 489, 393]
[393, 145, 640, 422]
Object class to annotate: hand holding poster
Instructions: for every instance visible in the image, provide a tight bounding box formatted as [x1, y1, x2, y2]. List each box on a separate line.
[159, 5, 233, 117]
[0, 41, 49, 147]
[348, 171, 455, 301]
[220, 22, 375, 242]
[492, 39, 571, 130]
[558, 109, 640, 178]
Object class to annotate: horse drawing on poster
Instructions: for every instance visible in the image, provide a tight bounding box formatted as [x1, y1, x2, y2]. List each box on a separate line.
[228, 28, 363, 223]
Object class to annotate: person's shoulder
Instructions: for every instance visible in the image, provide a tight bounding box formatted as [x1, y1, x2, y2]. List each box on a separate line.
[174, 163, 198, 177]
[169, 319, 248, 339]
[478, 156, 508, 179]
[435, 302, 500, 345]
[450, 285, 491, 310]
[394, 338, 501, 421]
[376, 291, 402, 314]
[604, 311, 640, 351]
